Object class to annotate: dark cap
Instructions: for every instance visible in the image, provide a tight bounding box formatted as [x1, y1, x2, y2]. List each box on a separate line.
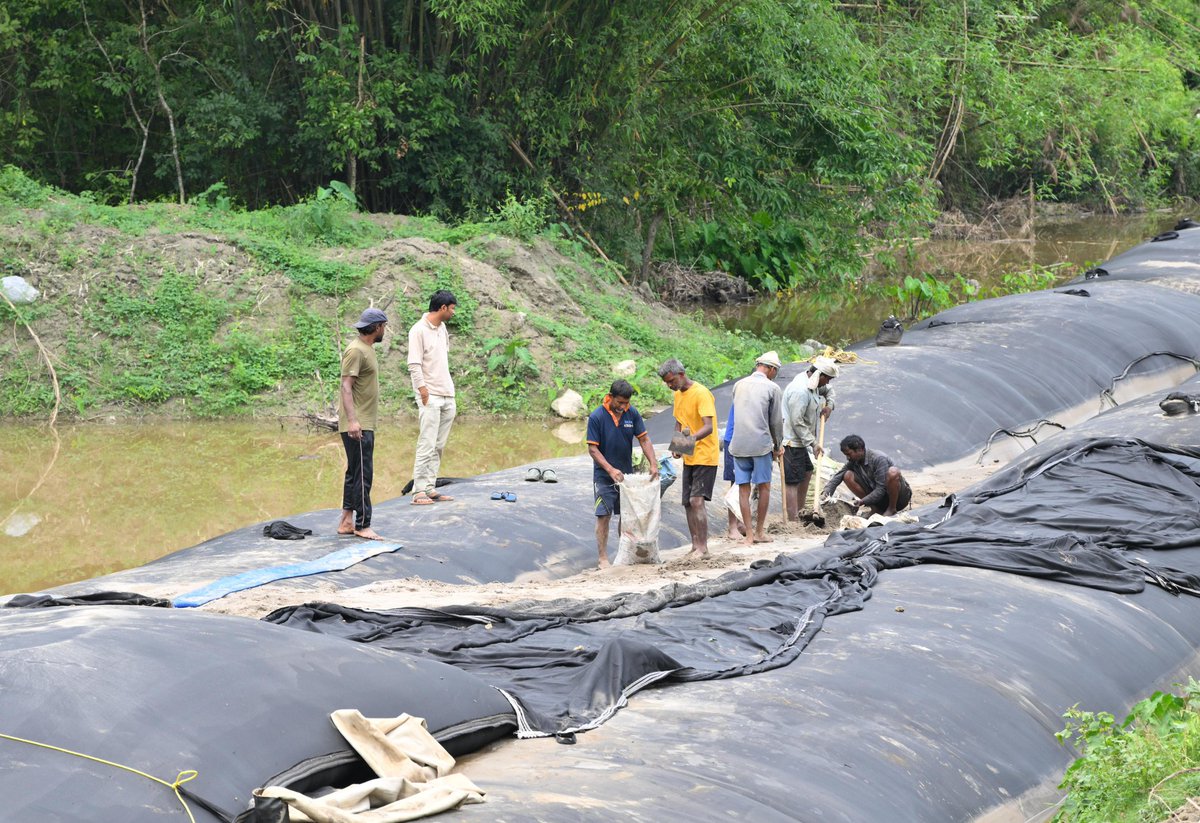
[353, 307, 388, 329]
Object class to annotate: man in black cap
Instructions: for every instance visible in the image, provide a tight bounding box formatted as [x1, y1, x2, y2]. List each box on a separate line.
[337, 307, 387, 539]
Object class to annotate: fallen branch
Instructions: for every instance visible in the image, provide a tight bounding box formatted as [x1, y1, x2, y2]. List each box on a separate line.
[0, 286, 62, 530]
[1, 289, 59, 426]
[505, 137, 628, 286]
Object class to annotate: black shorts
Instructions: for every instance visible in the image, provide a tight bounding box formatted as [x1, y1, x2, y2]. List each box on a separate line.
[866, 478, 913, 513]
[782, 445, 813, 485]
[594, 477, 619, 517]
[681, 463, 718, 504]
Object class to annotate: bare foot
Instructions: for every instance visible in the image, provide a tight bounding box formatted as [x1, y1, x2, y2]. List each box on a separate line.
[354, 528, 384, 540]
[725, 532, 741, 540]
[598, 556, 611, 569]
[753, 534, 774, 543]
[686, 548, 709, 558]
[337, 515, 354, 535]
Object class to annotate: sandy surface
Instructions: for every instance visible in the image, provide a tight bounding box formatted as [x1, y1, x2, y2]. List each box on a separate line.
[203, 461, 990, 620]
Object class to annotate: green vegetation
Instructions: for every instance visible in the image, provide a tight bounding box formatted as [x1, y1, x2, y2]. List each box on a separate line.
[875, 262, 1078, 323]
[0, 168, 814, 418]
[2, 1, 1198, 295]
[1055, 681, 1200, 822]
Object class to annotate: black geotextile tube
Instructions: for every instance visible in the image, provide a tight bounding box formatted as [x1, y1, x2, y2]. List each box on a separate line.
[0, 606, 515, 823]
[645, 278, 1200, 471]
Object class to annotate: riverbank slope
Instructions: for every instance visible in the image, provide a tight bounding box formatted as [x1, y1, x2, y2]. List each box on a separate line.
[0, 169, 806, 421]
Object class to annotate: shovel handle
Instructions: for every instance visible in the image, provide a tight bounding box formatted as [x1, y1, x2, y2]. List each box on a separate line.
[811, 415, 826, 512]
[778, 450, 787, 520]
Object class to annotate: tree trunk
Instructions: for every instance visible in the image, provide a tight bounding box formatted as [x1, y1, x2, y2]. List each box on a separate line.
[83, 3, 152, 202]
[640, 211, 664, 286]
[139, 0, 185, 203]
[347, 34, 365, 200]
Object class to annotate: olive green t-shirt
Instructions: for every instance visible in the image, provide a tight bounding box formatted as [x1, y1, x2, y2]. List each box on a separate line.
[338, 338, 380, 432]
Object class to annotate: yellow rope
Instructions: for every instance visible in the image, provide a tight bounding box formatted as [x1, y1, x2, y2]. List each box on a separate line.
[809, 344, 875, 367]
[0, 732, 198, 822]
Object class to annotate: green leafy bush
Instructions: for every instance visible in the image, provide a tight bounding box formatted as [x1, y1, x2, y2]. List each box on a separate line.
[0, 165, 54, 207]
[1056, 680, 1200, 822]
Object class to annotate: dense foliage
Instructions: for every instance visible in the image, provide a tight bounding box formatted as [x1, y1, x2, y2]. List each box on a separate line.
[1056, 680, 1200, 821]
[3, 0, 1199, 290]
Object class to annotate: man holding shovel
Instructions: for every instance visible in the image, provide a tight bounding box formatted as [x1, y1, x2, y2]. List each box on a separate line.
[728, 351, 784, 546]
[781, 356, 839, 520]
[586, 379, 659, 568]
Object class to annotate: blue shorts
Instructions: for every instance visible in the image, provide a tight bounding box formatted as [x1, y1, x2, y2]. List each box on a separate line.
[594, 477, 620, 517]
[733, 454, 774, 485]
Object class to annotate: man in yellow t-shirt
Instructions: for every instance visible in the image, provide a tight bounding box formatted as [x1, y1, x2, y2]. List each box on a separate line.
[658, 358, 717, 557]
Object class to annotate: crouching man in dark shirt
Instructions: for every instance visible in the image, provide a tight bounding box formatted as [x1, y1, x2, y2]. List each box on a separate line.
[822, 434, 911, 517]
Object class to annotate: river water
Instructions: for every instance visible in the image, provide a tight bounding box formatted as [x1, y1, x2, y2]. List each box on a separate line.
[0, 212, 1181, 593]
[0, 418, 587, 593]
[704, 212, 1177, 343]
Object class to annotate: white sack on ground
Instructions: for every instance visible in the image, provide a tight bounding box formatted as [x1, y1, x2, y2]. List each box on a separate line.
[614, 474, 661, 565]
[257, 711, 483, 822]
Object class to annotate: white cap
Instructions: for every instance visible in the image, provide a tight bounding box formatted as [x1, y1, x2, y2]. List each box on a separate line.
[756, 350, 782, 370]
[812, 356, 839, 378]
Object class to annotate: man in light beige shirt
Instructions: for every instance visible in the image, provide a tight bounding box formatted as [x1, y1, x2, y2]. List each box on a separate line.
[407, 290, 457, 504]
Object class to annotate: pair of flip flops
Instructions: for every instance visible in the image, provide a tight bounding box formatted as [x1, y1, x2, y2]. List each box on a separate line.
[524, 468, 558, 483]
[490, 491, 517, 502]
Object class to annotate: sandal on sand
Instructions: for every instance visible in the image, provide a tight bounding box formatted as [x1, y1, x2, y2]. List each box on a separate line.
[524, 467, 543, 482]
[411, 493, 435, 505]
[541, 469, 558, 483]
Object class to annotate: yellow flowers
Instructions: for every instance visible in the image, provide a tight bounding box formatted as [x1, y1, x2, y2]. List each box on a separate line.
[570, 190, 638, 211]
[570, 191, 606, 212]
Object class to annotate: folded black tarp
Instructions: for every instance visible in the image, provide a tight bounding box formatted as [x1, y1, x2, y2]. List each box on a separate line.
[0, 606, 514, 822]
[267, 437, 1200, 741]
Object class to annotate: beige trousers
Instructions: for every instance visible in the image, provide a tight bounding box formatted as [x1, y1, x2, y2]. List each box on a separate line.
[413, 394, 456, 495]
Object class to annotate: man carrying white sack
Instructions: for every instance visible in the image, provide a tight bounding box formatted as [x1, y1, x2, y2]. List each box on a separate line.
[586, 379, 659, 568]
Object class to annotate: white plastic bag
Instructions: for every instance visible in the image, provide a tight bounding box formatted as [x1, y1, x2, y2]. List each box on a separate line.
[1, 276, 38, 305]
[614, 474, 662, 565]
[723, 483, 744, 526]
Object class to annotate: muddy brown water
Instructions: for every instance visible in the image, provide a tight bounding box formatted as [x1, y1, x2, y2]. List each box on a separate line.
[0, 418, 588, 594]
[0, 213, 1180, 593]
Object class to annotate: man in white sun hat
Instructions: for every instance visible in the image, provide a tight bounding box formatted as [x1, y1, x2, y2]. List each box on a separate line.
[781, 356, 838, 520]
[728, 351, 784, 546]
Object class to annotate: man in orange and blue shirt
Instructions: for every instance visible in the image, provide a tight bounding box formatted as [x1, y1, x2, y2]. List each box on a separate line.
[586, 379, 659, 568]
